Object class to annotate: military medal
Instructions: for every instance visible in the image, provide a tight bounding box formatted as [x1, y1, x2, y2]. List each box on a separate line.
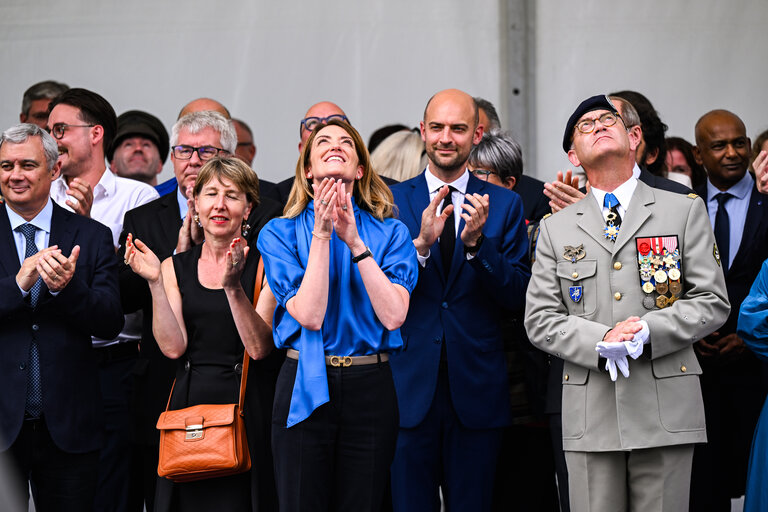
[656, 295, 669, 308]
[569, 286, 583, 303]
[668, 268, 681, 281]
[563, 245, 586, 263]
[642, 282, 655, 294]
[643, 295, 656, 309]
[654, 269, 668, 283]
[636, 235, 682, 310]
[656, 282, 668, 295]
[670, 281, 682, 296]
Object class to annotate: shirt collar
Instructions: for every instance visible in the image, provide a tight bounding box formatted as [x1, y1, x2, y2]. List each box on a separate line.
[424, 165, 469, 195]
[6, 197, 53, 234]
[706, 171, 754, 201]
[52, 168, 110, 199]
[591, 175, 638, 212]
[631, 163, 641, 179]
[177, 187, 188, 220]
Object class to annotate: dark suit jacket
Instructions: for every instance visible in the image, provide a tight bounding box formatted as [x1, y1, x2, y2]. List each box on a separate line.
[0, 202, 123, 453]
[117, 188, 282, 443]
[515, 174, 551, 224]
[390, 171, 531, 429]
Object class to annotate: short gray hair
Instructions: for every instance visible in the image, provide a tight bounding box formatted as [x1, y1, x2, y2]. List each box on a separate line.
[468, 131, 523, 183]
[608, 95, 641, 129]
[0, 123, 60, 171]
[170, 111, 236, 154]
[21, 80, 69, 116]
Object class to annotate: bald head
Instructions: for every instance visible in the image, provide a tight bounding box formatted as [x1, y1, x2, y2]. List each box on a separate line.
[423, 89, 479, 128]
[178, 98, 231, 120]
[299, 101, 347, 151]
[693, 109, 750, 191]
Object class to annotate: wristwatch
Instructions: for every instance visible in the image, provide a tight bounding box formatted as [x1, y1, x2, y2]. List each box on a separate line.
[352, 247, 372, 263]
[464, 234, 484, 255]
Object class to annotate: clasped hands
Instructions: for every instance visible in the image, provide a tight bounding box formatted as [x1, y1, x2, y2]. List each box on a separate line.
[595, 316, 649, 381]
[413, 185, 489, 257]
[312, 178, 366, 253]
[16, 244, 80, 295]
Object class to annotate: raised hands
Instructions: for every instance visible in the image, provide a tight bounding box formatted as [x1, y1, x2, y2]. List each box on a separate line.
[755, 151, 768, 195]
[414, 185, 454, 257]
[544, 169, 586, 213]
[459, 192, 489, 247]
[65, 177, 94, 217]
[176, 187, 204, 253]
[16, 245, 60, 292]
[222, 237, 249, 290]
[312, 177, 337, 239]
[36, 245, 80, 292]
[125, 233, 162, 284]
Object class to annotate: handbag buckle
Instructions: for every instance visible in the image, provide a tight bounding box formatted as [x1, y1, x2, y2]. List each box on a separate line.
[185, 424, 204, 440]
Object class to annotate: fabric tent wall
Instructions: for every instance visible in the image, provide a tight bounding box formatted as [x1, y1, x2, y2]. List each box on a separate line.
[0, 0, 502, 184]
[534, 0, 768, 182]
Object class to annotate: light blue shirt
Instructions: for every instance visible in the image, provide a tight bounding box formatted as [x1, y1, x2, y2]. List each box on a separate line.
[590, 172, 639, 222]
[706, 171, 753, 268]
[177, 187, 188, 220]
[257, 198, 418, 427]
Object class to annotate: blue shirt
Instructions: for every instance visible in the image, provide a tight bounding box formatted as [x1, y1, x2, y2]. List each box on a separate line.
[706, 171, 753, 268]
[155, 177, 178, 197]
[257, 199, 418, 427]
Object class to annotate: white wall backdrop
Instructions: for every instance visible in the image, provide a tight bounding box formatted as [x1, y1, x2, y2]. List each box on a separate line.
[2, 0, 767, 185]
[534, 0, 768, 181]
[0, 0, 502, 184]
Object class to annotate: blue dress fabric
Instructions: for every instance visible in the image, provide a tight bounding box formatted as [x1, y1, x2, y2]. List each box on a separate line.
[257, 199, 418, 427]
[737, 259, 768, 512]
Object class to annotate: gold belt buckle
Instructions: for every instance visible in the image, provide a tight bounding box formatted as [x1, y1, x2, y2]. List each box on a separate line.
[329, 355, 353, 367]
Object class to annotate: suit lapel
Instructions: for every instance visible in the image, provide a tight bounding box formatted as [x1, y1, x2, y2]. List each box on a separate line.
[158, 190, 184, 249]
[406, 173, 449, 281]
[0, 205, 21, 276]
[732, 185, 765, 266]
[444, 175, 484, 290]
[49, 202, 76, 255]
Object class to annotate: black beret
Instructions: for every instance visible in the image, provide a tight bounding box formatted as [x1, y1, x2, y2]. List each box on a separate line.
[562, 95, 619, 152]
[109, 110, 169, 163]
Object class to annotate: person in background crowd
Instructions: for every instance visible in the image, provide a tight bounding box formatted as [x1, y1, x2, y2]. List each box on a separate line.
[610, 90, 668, 176]
[370, 129, 425, 183]
[665, 136, 707, 190]
[109, 110, 169, 187]
[368, 123, 409, 153]
[258, 119, 417, 511]
[19, 80, 69, 129]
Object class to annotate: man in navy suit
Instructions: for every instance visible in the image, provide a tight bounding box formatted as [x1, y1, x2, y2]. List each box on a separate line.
[689, 110, 768, 511]
[0, 123, 123, 510]
[389, 89, 531, 511]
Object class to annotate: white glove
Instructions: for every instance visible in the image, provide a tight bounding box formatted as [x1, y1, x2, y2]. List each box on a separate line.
[604, 355, 630, 381]
[596, 338, 644, 360]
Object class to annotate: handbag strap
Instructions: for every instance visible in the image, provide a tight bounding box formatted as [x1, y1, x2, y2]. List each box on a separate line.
[163, 256, 266, 415]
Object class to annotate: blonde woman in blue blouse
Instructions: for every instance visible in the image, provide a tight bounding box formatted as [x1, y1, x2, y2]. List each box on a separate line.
[257, 119, 418, 511]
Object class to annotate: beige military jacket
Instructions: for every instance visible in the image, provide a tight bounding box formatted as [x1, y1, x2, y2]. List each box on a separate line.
[525, 181, 730, 452]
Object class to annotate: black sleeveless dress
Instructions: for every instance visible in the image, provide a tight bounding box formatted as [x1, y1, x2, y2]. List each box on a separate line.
[154, 244, 280, 512]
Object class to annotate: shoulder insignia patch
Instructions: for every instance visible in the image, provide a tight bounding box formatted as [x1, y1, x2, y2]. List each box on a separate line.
[687, 193, 698, 199]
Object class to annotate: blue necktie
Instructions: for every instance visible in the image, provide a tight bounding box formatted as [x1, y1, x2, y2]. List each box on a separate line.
[18, 223, 43, 417]
[603, 193, 622, 242]
[714, 192, 731, 274]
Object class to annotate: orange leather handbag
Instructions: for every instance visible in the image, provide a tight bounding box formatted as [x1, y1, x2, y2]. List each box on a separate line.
[155, 259, 263, 482]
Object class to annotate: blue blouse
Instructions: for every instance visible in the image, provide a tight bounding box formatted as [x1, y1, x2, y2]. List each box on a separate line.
[257, 199, 418, 427]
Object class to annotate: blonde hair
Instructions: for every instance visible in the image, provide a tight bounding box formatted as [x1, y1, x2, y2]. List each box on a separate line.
[284, 119, 394, 220]
[370, 130, 426, 182]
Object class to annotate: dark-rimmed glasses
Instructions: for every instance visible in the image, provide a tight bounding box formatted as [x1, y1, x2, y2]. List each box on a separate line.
[171, 145, 227, 161]
[48, 123, 95, 140]
[470, 169, 499, 181]
[300, 114, 348, 132]
[575, 113, 621, 135]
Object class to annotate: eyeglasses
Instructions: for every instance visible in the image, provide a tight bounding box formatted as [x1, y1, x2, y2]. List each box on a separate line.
[575, 113, 622, 135]
[470, 169, 499, 181]
[171, 145, 227, 161]
[48, 123, 95, 140]
[300, 114, 349, 132]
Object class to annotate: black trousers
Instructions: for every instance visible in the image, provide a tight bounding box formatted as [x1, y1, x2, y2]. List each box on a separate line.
[3, 417, 99, 512]
[272, 357, 399, 512]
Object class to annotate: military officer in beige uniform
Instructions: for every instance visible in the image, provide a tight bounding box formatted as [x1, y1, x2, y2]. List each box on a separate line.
[525, 95, 730, 512]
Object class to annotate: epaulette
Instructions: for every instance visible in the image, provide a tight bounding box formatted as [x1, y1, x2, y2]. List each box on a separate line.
[687, 193, 698, 199]
[541, 213, 552, 221]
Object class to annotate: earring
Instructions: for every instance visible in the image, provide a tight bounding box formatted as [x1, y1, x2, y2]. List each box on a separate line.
[193, 214, 201, 227]
[242, 220, 251, 238]
[307, 173, 313, 179]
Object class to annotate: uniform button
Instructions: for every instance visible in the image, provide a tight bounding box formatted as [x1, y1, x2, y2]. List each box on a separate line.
[31, 324, 39, 331]
[19, 362, 26, 370]
[613, 262, 622, 270]
[564, 374, 569, 381]
[571, 272, 579, 279]
[441, 302, 448, 309]
[681, 365, 687, 373]
[433, 337, 441, 344]
[184, 361, 191, 371]
[614, 292, 622, 301]
[234, 363, 243, 374]
[546, 335, 552, 343]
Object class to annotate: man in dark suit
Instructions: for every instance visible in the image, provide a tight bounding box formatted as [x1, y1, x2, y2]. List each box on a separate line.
[689, 109, 768, 511]
[389, 89, 531, 511]
[539, 95, 693, 512]
[0, 123, 123, 510]
[117, 110, 281, 511]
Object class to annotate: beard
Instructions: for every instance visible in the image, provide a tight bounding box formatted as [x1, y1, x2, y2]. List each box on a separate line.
[425, 144, 469, 175]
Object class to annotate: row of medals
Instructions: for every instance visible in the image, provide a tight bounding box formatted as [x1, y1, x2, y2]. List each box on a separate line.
[640, 253, 682, 310]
